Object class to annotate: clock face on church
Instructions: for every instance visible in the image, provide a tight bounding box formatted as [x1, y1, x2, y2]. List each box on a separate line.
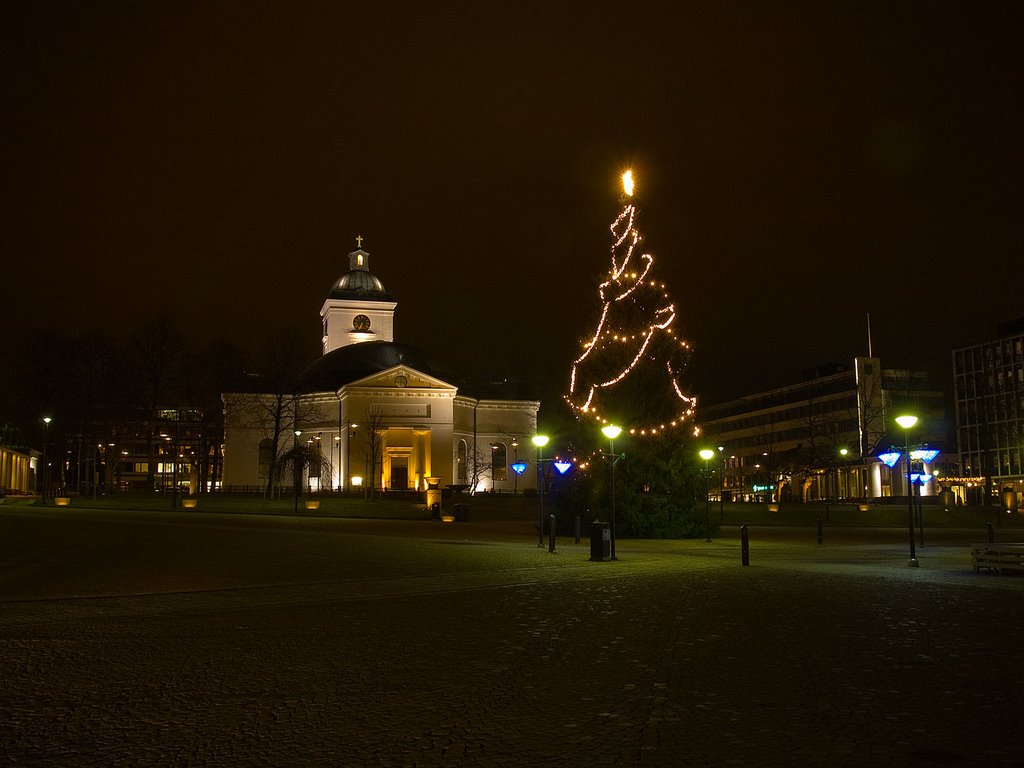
[352, 314, 371, 332]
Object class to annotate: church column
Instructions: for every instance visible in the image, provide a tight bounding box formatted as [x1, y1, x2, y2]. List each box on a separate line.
[870, 462, 883, 498]
[414, 428, 430, 491]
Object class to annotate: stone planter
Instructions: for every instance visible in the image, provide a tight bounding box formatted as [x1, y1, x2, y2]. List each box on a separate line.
[54, 497, 70, 506]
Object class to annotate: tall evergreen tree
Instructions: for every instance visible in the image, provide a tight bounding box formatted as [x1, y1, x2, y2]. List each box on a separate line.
[566, 171, 697, 438]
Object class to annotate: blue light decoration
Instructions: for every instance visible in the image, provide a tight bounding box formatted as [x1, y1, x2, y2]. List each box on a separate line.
[553, 461, 572, 475]
[878, 452, 902, 468]
[910, 449, 940, 463]
[911, 473, 933, 485]
[510, 462, 528, 476]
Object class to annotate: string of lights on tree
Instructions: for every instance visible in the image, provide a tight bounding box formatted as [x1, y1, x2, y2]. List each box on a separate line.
[566, 170, 697, 439]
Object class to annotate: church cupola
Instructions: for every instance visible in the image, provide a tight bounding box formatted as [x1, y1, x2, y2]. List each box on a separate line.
[320, 236, 398, 355]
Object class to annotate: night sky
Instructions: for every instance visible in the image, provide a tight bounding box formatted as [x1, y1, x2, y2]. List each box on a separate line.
[4, 1, 1021, 405]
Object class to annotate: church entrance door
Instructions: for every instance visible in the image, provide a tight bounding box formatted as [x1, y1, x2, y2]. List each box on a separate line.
[390, 457, 409, 490]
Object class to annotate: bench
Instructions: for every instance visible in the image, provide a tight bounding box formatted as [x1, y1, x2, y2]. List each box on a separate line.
[971, 543, 1024, 573]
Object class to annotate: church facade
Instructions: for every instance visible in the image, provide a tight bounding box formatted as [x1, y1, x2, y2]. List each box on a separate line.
[222, 241, 541, 494]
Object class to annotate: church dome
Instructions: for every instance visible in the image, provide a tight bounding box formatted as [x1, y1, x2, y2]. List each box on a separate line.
[330, 269, 388, 297]
[328, 244, 392, 300]
[298, 340, 454, 393]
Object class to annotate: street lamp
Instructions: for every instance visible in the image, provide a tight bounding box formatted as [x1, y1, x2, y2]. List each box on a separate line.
[333, 435, 341, 490]
[699, 449, 715, 542]
[511, 438, 519, 494]
[345, 423, 358, 493]
[42, 417, 51, 501]
[896, 414, 919, 567]
[601, 425, 622, 560]
[532, 434, 549, 547]
[718, 446, 725, 521]
[293, 429, 302, 514]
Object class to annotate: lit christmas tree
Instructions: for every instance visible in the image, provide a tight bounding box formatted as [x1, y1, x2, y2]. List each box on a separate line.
[566, 171, 697, 437]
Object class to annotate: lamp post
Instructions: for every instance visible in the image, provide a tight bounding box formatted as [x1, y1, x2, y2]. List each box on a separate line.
[293, 429, 302, 514]
[532, 434, 549, 547]
[601, 425, 622, 560]
[42, 417, 51, 501]
[491, 443, 499, 492]
[700, 449, 715, 542]
[839, 448, 849, 501]
[333, 435, 341, 490]
[345, 423, 358, 493]
[511, 439, 519, 494]
[718, 446, 725, 521]
[171, 436, 179, 510]
[896, 415, 919, 567]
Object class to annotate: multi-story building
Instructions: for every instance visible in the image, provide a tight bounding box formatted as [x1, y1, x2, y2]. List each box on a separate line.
[953, 317, 1024, 506]
[56, 407, 221, 496]
[699, 358, 947, 503]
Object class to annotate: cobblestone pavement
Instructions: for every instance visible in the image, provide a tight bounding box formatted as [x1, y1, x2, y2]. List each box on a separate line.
[1, 508, 1022, 766]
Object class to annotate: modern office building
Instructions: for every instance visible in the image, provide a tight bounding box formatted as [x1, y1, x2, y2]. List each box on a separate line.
[698, 358, 947, 503]
[952, 316, 1024, 506]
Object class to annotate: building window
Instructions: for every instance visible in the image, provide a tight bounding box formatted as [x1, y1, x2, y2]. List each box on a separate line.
[258, 439, 273, 480]
[457, 440, 467, 481]
[492, 442, 507, 481]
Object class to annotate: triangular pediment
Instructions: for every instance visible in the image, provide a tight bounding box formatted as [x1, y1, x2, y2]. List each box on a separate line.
[344, 364, 456, 392]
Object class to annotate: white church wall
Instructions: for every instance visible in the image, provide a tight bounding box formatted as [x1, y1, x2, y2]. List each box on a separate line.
[452, 398, 540, 492]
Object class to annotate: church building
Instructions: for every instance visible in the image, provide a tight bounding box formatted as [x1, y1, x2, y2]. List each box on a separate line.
[222, 240, 541, 495]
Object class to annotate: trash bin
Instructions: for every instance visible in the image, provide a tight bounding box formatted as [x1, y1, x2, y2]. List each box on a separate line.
[431, 502, 441, 520]
[589, 521, 610, 561]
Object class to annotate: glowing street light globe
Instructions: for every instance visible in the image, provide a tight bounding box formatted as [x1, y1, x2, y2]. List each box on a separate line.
[621, 170, 634, 197]
[601, 424, 622, 440]
[531, 434, 549, 448]
[699, 449, 715, 461]
[895, 415, 918, 430]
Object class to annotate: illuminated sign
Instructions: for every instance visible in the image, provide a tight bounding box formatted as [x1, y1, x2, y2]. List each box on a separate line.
[554, 461, 572, 475]
[510, 462, 528, 476]
[752, 484, 775, 492]
[911, 449, 940, 463]
[878, 452, 901, 468]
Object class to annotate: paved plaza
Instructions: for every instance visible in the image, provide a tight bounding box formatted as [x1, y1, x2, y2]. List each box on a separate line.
[1, 506, 1022, 767]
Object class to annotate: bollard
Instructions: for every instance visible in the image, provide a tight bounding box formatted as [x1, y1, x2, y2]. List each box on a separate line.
[574, 515, 581, 544]
[549, 514, 556, 552]
[816, 518, 823, 546]
[987, 521, 995, 544]
[741, 524, 750, 566]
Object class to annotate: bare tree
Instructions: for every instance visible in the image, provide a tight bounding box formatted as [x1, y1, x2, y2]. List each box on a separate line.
[755, 413, 778, 503]
[466, 442, 494, 494]
[363, 405, 386, 500]
[856, 366, 888, 458]
[225, 328, 316, 499]
[129, 315, 185, 489]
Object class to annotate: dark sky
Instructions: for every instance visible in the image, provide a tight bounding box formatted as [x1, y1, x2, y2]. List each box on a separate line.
[4, 1, 1022, 405]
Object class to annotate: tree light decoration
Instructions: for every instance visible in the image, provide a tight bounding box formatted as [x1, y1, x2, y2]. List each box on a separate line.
[566, 171, 697, 436]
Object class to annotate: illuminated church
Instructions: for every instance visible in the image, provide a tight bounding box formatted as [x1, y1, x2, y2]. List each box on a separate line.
[222, 239, 541, 494]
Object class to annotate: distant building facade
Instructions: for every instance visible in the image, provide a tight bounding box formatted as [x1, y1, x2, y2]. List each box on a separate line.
[953, 317, 1024, 506]
[0, 444, 36, 495]
[698, 359, 947, 503]
[222, 242, 541, 494]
